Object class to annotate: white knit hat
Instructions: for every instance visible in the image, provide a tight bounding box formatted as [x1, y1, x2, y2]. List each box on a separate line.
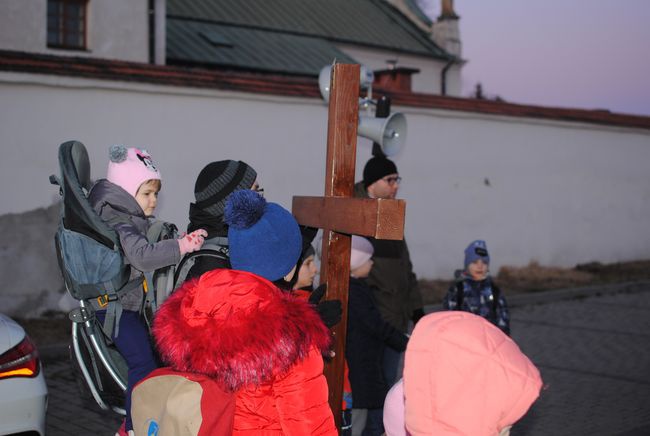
[350, 236, 374, 270]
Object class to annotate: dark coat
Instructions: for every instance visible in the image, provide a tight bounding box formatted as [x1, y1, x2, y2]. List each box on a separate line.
[346, 277, 409, 409]
[354, 182, 423, 332]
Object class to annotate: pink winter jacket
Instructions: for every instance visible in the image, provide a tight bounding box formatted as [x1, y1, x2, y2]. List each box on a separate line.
[402, 312, 542, 436]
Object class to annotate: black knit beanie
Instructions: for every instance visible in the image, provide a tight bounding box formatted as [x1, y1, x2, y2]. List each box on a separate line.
[363, 156, 398, 188]
[193, 160, 257, 217]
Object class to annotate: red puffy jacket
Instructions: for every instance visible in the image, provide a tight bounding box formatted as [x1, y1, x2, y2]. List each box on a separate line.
[154, 268, 337, 435]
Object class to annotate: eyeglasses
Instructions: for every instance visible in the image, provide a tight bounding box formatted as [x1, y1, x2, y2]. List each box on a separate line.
[382, 176, 402, 186]
[251, 182, 265, 196]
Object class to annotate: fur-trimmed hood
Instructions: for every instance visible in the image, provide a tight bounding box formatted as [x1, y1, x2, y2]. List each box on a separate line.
[153, 268, 331, 391]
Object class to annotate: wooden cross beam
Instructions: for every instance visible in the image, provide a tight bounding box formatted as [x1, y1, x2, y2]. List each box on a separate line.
[292, 64, 406, 430]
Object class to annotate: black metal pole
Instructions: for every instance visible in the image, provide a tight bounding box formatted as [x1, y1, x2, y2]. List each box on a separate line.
[372, 95, 391, 157]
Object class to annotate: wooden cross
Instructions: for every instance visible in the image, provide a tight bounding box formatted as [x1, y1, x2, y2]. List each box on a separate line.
[292, 64, 406, 430]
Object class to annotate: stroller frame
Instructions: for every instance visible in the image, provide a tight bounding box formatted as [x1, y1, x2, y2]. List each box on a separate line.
[70, 301, 127, 414]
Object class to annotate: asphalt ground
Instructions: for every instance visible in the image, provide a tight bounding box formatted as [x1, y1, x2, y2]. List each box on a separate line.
[39, 281, 650, 436]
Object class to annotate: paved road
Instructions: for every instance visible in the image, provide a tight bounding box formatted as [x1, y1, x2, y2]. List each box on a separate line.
[40, 282, 650, 435]
[510, 285, 650, 436]
[43, 359, 122, 435]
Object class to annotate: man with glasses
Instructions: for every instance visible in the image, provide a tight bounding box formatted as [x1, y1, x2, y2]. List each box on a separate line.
[354, 156, 425, 387]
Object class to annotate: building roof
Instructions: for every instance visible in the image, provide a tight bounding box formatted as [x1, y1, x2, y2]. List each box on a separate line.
[2, 50, 649, 131]
[166, 0, 452, 74]
[167, 19, 357, 75]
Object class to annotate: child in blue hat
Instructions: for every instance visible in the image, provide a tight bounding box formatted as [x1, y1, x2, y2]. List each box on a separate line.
[152, 190, 337, 435]
[442, 240, 510, 334]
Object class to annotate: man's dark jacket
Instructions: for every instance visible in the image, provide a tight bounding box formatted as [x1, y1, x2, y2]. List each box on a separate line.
[354, 182, 423, 333]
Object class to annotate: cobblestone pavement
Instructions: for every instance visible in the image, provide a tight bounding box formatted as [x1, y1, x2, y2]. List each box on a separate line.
[40, 284, 650, 435]
[43, 359, 122, 435]
[511, 287, 650, 436]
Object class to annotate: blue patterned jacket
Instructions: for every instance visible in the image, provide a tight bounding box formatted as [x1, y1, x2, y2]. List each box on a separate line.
[442, 271, 510, 335]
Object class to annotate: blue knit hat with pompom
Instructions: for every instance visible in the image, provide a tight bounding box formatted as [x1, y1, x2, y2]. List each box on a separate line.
[225, 190, 301, 281]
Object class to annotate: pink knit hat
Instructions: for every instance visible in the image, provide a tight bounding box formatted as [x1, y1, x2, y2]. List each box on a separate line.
[350, 236, 374, 270]
[107, 145, 161, 198]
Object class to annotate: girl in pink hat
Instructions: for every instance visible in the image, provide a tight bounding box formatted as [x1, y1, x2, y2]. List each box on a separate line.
[383, 311, 542, 436]
[88, 145, 207, 435]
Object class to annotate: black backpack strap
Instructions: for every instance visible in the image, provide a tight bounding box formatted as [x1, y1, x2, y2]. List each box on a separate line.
[96, 277, 143, 339]
[173, 253, 196, 287]
[455, 280, 464, 310]
[103, 299, 123, 340]
[173, 246, 229, 288]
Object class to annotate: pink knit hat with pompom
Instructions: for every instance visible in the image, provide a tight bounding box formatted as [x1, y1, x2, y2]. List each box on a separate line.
[107, 145, 161, 198]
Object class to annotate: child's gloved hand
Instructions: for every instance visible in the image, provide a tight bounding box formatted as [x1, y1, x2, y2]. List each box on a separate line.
[309, 283, 343, 329]
[178, 229, 207, 256]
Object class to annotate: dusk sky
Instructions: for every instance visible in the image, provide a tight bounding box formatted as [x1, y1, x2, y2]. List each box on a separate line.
[443, 1, 650, 117]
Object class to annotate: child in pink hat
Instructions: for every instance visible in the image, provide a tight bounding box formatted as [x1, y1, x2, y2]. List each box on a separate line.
[383, 311, 542, 436]
[89, 145, 207, 436]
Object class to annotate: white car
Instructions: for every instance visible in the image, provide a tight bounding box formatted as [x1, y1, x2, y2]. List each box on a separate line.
[0, 313, 48, 436]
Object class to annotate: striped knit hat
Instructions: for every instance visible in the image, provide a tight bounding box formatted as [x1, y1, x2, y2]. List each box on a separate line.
[193, 160, 257, 217]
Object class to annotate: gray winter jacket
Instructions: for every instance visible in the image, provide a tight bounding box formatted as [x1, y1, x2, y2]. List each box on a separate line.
[88, 179, 180, 311]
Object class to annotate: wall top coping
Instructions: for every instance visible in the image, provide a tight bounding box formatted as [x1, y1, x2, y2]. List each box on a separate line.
[2, 50, 649, 131]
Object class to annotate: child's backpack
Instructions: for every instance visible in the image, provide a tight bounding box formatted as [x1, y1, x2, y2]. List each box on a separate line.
[144, 220, 179, 312]
[50, 140, 177, 414]
[51, 141, 135, 334]
[172, 239, 229, 288]
[131, 367, 235, 436]
[50, 140, 130, 413]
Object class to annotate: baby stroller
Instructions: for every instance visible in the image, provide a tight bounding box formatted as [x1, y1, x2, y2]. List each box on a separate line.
[50, 140, 177, 415]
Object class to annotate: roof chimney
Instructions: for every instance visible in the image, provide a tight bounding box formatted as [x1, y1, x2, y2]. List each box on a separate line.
[373, 66, 421, 93]
[432, 0, 461, 57]
[440, 0, 459, 19]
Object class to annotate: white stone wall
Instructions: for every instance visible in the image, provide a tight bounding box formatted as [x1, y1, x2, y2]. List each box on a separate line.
[1, 72, 649, 303]
[393, 108, 650, 278]
[0, 0, 150, 62]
